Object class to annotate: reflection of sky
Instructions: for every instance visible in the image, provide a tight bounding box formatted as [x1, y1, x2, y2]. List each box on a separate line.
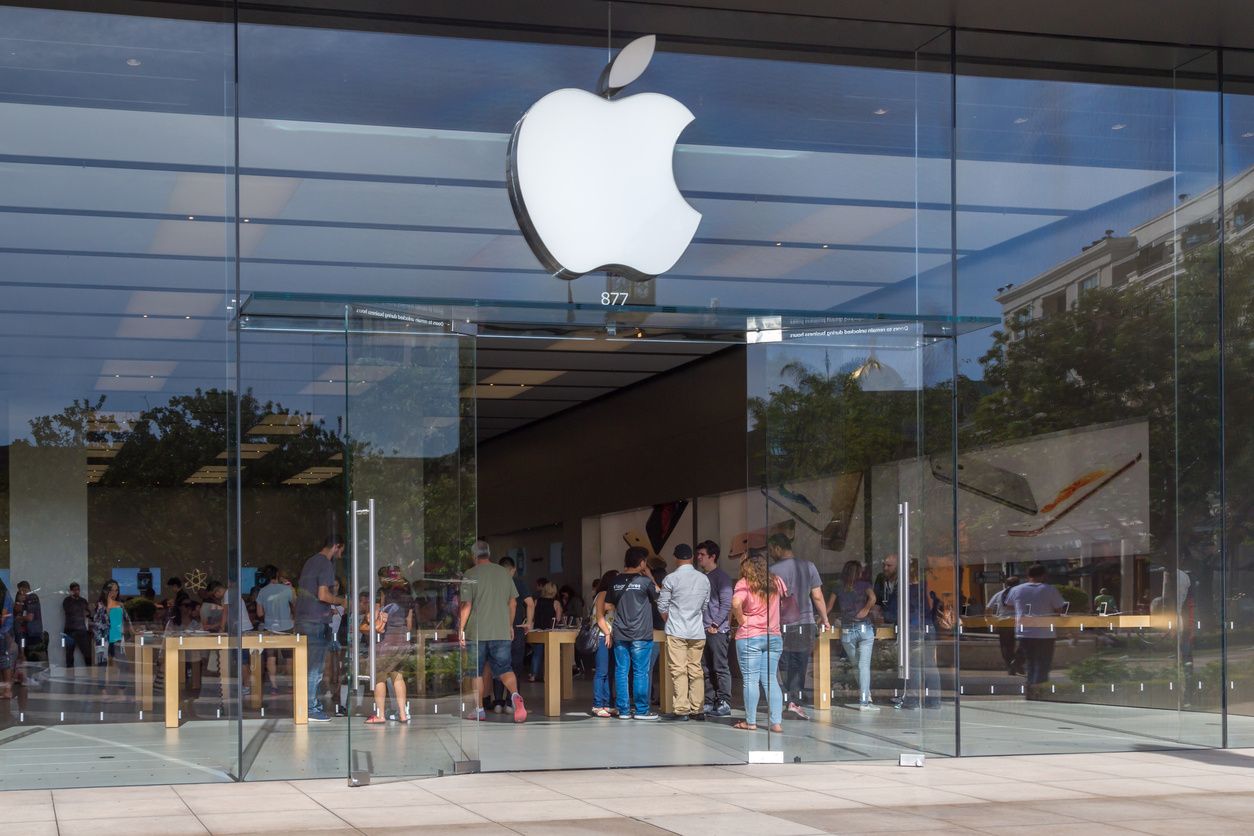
[1, 6, 1253, 439]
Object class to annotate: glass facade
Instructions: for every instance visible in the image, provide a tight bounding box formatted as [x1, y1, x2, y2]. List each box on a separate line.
[2, 0, 1254, 788]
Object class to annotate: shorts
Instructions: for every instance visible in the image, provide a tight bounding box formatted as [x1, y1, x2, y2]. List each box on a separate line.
[375, 643, 410, 678]
[473, 640, 513, 677]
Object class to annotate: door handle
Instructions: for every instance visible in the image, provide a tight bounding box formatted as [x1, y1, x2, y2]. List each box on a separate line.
[897, 501, 910, 681]
[367, 497, 377, 688]
[351, 499, 361, 693]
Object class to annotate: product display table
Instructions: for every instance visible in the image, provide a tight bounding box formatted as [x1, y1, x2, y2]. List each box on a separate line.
[134, 632, 308, 727]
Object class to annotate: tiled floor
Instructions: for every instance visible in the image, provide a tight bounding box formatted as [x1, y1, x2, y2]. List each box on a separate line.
[7, 748, 1254, 834]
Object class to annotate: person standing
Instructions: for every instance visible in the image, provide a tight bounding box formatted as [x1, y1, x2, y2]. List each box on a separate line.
[986, 576, 1025, 675]
[15, 580, 45, 684]
[600, 546, 659, 720]
[294, 535, 346, 722]
[768, 534, 829, 719]
[828, 560, 879, 710]
[365, 566, 414, 724]
[527, 581, 564, 682]
[93, 580, 131, 694]
[590, 569, 621, 717]
[874, 553, 899, 623]
[697, 540, 733, 717]
[62, 582, 93, 668]
[731, 554, 787, 732]
[492, 555, 534, 714]
[255, 565, 295, 694]
[1004, 563, 1067, 689]
[658, 544, 711, 721]
[459, 540, 527, 723]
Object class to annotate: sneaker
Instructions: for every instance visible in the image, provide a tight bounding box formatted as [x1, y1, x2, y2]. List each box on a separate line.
[511, 693, 527, 723]
[893, 699, 920, 711]
[660, 712, 688, 722]
[701, 703, 714, 714]
[308, 710, 331, 722]
[858, 701, 881, 712]
[635, 712, 659, 720]
[689, 712, 706, 722]
[464, 708, 486, 721]
[712, 701, 732, 717]
[614, 711, 634, 719]
[493, 703, 504, 714]
[333, 704, 348, 717]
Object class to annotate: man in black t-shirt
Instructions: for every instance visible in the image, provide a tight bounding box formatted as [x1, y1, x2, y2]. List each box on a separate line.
[600, 547, 659, 719]
[62, 582, 93, 668]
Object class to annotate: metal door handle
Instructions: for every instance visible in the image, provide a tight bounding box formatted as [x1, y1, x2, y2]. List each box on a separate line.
[351, 499, 361, 693]
[367, 498, 377, 688]
[898, 501, 910, 680]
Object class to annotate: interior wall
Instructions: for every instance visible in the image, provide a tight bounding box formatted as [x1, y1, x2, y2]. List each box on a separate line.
[477, 345, 747, 591]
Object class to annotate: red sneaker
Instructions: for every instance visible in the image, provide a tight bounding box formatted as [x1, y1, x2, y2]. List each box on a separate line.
[511, 693, 527, 723]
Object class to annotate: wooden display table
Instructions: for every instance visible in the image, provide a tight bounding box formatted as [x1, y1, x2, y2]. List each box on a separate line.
[812, 624, 897, 711]
[134, 632, 308, 727]
[524, 628, 675, 717]
[960, 614, 1176, 631]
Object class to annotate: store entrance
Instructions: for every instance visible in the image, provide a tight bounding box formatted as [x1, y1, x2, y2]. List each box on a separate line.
[235, 294, 961, 780]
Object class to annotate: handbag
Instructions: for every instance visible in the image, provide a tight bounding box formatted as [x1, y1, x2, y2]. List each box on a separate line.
[575, 620, 603, 655]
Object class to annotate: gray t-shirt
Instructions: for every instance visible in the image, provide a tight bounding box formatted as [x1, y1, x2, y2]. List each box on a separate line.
[772, 556, 822, 626]
[1005, 582, 1066, 638]
[256, 582, 295, 632]
[295, 553, 336, 624]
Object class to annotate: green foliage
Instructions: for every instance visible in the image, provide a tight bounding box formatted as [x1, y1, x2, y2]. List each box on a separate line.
[123, 597, 157, 623]
[1056, 584, 1090, 614]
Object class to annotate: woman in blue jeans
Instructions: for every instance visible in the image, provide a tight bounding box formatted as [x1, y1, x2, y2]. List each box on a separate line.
[829, 560, 879, 710]
[731, 555, 786, 732]
[590, 570, 619, 717]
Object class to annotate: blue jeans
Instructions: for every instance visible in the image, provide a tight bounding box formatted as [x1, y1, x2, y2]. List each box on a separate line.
[737, 634, 783, 727]
[613, 639, 653, 716]
[841, 622, 876, 703]
[593, 638, 612, 708]
[296, 621, 329, 712]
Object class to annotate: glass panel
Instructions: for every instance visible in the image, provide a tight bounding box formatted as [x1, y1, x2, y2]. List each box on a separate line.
[747, 319, 941, 761]
[0, 3, 238, 788]
[1223, 49, 1254, 747]
[343, 305, 478, 779]
[954, 32, 1222, 755]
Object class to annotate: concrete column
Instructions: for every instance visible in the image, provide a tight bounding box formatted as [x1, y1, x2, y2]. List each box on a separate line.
[9, 443, 88, 669]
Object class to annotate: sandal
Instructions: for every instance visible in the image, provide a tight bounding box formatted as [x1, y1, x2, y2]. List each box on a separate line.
[732, 720, 757, 730]
[365, 714, 386, 725]
[591, 707, 612, 718]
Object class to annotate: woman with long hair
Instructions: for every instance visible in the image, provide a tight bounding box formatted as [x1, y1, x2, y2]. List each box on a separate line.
[829, 560, 878, 710]
[94, 579, 131, 693]
[590, 569, 621, 717]
[730, 555, 786, 732]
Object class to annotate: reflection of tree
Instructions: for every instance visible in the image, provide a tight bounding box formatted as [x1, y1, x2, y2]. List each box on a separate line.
[20, 389, 344, 585]
[969, 245, 1226, 568]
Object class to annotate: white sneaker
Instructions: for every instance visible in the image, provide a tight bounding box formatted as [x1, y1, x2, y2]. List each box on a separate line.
[493, 704, 503, 714]
[859, 701, 881, 712]
[503, 703, 514, 714]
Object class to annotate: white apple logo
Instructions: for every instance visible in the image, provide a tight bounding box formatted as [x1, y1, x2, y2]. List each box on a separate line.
[507, 35, 701, 281]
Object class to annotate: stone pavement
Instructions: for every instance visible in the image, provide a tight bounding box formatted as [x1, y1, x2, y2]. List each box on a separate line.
[6, 748, 1254, 835]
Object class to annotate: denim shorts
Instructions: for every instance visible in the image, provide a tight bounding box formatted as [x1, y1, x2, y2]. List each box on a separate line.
[475, 639, 513, 676]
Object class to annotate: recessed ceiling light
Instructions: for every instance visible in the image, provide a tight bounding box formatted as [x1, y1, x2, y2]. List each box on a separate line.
[243, 218, 250, 223]
[142, 314, 148, 318]
[1243, 132, 1254, 139]
[774, 242, 781, 246]
[873, 108, 888, 116]
[187, 215, 195, 220]
[126, 58, 141, 67]
[1111, 123, 1127, 131]
[821, 244, 829, 249]
[1014, 117, 1029, 124]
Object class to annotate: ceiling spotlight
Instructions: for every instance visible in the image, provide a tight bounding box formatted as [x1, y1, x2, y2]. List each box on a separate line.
[1111, 123, 1126, 131]
[142, 314, 149, 318]
[242, 218, 251, 223]
[126, 58, 141, 67]
[1014, 117, 1029, 125]
[774, 242, 782, 246]
[873, 108, 888, 116]
[187, 215, 195, 220]
[821, 244, 829, 249]
[1243, 132, 1254, 139]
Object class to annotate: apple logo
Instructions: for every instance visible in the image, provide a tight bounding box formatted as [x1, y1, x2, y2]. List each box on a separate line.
[507, 35, 701, 281]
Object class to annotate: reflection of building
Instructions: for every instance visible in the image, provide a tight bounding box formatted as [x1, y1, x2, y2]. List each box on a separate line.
[996, 165, 1254, 327]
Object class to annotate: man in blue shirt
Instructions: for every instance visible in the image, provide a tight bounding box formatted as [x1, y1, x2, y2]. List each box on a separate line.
[1004, 563, 1067, 688]
[697, 540, 733, 717]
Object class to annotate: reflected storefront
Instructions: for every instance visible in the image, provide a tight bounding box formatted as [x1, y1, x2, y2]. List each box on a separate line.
[3, 0, 1254, 789]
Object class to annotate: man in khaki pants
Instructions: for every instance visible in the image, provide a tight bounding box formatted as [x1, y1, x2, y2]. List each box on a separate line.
[657, 544, 711, 721]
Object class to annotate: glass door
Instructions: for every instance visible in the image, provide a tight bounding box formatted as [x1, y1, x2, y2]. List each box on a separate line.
[745, 318, 956, 763]
[341, 304, 479, 781]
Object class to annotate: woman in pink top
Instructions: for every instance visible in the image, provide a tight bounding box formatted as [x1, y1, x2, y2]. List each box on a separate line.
[731, 554, 786, 731]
